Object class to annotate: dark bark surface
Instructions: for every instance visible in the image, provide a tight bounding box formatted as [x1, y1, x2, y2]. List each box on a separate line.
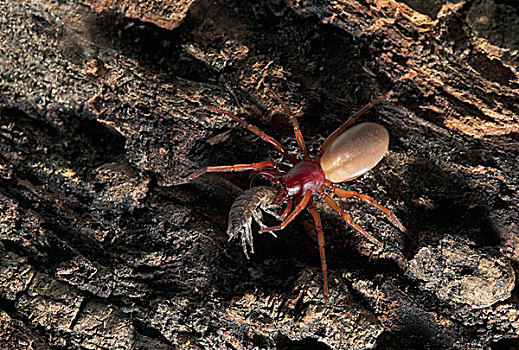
[1, 0, 518, 349]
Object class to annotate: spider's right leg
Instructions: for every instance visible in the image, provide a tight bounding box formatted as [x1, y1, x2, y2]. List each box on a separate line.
[259, 190, 312, 233]
[189, 161, 278, 180]
[328, 185, 406, 233]
[319, 91, 391, 155]
[319, 190, 382, 245]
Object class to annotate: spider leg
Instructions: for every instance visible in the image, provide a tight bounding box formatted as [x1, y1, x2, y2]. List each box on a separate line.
[269, 89, 309, 159]
[328, 185, 407, 233]
[319, 190, 382, 245]
[205, 106, 298, 164]
[189, 161, 278, 180]
[280, 198, 293, 220]
[259, 190, 312, 233]
[307, 202, 329, 302]
[319, 91, 391, 155]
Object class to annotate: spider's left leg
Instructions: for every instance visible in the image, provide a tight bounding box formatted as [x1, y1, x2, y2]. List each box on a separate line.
[280, 198, 293, 220]
[258, 190, 312, 233]
[327, 184, 406, 233]
[307, 201, 329, 301]
[319, 190, 382, 245]
[206, 107, 298, 164]
[270, 89, 309, 159]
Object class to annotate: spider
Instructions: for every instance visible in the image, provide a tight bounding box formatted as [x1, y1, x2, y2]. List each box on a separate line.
[190, 90, 406, 301]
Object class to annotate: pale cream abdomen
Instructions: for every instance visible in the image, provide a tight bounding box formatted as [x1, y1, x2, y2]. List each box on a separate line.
[320, 122, 389, 183]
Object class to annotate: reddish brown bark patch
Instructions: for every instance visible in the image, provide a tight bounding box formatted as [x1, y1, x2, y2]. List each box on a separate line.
[83, 0, 196, 30]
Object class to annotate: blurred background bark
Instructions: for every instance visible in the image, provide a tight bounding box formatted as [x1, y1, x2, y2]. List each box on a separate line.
[1, 0, 518, 348]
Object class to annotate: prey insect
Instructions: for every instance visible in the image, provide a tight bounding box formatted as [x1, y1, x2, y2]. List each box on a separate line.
[227, 186, 280, 259]
[190, 90, 406, 301]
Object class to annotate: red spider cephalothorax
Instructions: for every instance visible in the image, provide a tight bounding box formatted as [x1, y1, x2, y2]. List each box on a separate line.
[190, 90, 406, 301]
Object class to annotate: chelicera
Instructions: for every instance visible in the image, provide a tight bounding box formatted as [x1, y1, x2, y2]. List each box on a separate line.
[190, 90, 406, 301]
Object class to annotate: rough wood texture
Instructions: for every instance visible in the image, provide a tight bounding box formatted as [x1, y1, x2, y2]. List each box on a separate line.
[1, 0, 518, 348]
[83, 0, 196, 30]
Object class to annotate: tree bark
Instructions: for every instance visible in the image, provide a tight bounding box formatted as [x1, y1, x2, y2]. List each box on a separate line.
[0, 0, 518, 348]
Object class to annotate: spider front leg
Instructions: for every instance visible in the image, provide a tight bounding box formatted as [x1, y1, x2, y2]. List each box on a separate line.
[319, 190, 382, 245]
[328, 185, 406, 233]
[258, 190, 312, 233]
[307, 202, 329, 301]
[280, 198, 292, 220]
[189, 160, 279, 180]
